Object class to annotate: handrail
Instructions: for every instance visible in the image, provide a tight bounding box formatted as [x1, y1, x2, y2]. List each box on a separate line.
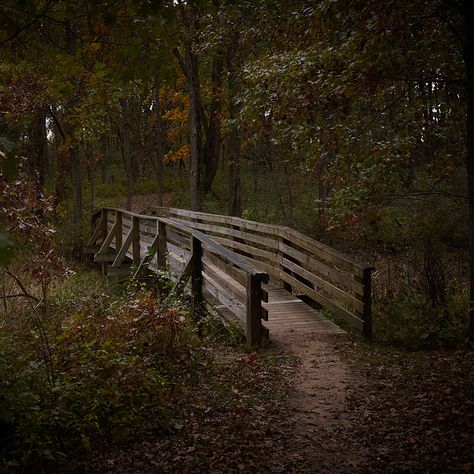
[92, 208, 268, 279]
[88, 207, 269, 346]
[154, 207, 374, 337]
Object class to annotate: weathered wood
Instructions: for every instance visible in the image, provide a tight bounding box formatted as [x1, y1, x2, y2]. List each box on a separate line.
[202, 276, 246, 321]
[278, 242, 364, 295]
[246, 274, 263, 347]
[202, 260, 247, 304]
[201, 249, 247, 287]
[279, 271, 364, 333]
[168, 218, 278, 250]
[212, 236, 279, 263]
[167, 208, 280, 234]
[133, 233, 160, 279]
[191, 236, 203, 319]
[281, 257, 364, 313]
[164, 254, 194, 303]
[112, 228, 133, 268]
[278, 226, 366, 276]
[132, 216, 141, 266]
[158, 221, 167, 269]
[96, 218, 120, 257]
[86, 206, 373, 340]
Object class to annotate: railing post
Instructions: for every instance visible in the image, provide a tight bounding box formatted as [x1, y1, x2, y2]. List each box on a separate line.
[101, 208, 108, 242]
[157, 221, 167, 269]
[115, 211, 122, 249]
[100, 209, 109, 274]
[132, 216, 141, 266]
[362, 267, 373, 339]
[246, 274, 262, 347]
[191, 236, 203, 319]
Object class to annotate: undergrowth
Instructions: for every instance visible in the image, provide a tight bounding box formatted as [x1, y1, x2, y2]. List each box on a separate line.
[0, 266, 282, 473]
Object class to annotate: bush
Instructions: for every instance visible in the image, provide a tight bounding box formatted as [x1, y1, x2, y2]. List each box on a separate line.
[0, 268, 201, 470]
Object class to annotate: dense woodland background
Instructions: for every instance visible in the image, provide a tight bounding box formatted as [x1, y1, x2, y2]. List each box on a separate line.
[1, 0, 474, 471]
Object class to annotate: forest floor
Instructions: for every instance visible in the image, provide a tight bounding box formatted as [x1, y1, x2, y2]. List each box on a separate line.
[82, 326, 474, 473]
[92, 195, 474, 472]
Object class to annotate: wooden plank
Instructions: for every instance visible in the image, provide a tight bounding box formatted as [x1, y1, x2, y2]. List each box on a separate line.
[132, 216, 141, 265]
[168, 218, 278, 250]
[213, 236, 278, 263]
[246, 274, 263, 347]
[281, 257, 364, 313]
[279, 271, 364, 333]
[279, 242, 364, 295]
[362, 267, 372, 338]
[96, 218, 120, 257]
[202, 277, 246, 321]
[278, 227, 367, 276]
[112, 228, 133, 268]
[191, 236, 203, 318]
[133, 234, 160, 278]
[167, 208, 280, 234]
[158, 221, 167, 269]
[201, 250, 247, 287]
[238, 254, 280, 281]
[202, 260, 247, 305]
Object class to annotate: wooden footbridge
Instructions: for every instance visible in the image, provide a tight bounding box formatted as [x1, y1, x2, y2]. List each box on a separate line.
[85, 208, 373, 347]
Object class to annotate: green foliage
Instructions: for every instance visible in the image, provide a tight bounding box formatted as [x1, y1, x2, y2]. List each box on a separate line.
[374, 289, 469, 350]
[0, 268, 201, 469]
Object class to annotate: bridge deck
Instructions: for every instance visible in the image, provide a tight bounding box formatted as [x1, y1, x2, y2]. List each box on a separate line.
[263, 283, 345, 335]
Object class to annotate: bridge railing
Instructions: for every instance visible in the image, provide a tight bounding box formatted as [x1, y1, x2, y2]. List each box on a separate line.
[154, 208, 373, 337]
[86, 208, 269, 347]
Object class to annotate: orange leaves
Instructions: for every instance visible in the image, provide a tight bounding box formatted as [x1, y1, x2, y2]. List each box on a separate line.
[162, 108, 188, 122]
[165, 145, 190, 163]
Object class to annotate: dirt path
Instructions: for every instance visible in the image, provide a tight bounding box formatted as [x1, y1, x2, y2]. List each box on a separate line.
[268, 329, 365, 473]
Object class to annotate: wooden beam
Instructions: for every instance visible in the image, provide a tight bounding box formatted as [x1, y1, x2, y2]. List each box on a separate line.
[132, 216, 141, 266]
[246, 274, 262, 348]
[111, 228, 133, 268]
[362, 267, 372, 339]
[133, 234, 160, 279]
[191, 236, 203, 320]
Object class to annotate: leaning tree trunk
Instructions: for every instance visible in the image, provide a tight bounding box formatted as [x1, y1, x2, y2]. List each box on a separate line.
[464, 0, 474, 340]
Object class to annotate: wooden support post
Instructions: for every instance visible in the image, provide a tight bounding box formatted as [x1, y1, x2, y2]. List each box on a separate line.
[246, 274, 262, 348]
[116, 211, 122, 249]
[191, 236, 202, 320]
[362, 267, 372, 339]
[132, 216, 141, 266]
[157, 221, 167, 269]
[101, 208, 108, 241]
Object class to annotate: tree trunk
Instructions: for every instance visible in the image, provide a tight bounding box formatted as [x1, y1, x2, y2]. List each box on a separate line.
[153, 85, 165, 207]
[65, 14, 83, 223]
[184, 36, 203, 211]
[464, 0, 474, 340]
[70, 143, 82, 222]
[227, 35, 241, 217]
[202, 54, 223, 196]
[28, 111, 48, 187]
[119, 98, 134, 210]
